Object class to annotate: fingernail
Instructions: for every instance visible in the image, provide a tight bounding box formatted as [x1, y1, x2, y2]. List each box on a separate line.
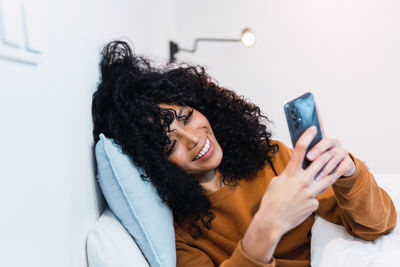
[307, 151, 316, 160]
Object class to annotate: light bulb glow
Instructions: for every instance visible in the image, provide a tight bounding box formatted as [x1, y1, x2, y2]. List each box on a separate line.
[241, 29, 256, 47]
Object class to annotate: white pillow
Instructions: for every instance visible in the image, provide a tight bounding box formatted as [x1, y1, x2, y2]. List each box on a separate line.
[87, 208, 150, 267]
[311, 173, 400, 267]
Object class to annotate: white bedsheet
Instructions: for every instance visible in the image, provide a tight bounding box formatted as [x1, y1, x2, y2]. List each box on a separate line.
[311, 173, 400, 267]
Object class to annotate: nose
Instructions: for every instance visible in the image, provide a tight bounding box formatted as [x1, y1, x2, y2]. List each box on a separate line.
[176, 128, 199, 150]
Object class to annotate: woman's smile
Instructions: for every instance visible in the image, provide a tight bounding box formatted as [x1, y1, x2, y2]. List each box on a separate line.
[193, 137, 214, 161]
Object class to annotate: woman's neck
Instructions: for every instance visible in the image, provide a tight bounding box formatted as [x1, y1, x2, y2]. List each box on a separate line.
[197, 169, 224, 193]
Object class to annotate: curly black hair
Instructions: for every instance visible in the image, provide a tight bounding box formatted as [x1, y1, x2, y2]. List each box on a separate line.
[92, 40, 279, 238]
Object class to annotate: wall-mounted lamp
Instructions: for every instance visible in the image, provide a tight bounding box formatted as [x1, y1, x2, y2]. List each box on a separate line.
[169, 28, 256, 63]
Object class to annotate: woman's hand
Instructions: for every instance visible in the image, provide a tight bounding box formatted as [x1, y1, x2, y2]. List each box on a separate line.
[306, 137, 356, 179]
[242, 126, 345, 263]
[256, 126, 340, 236]
[310, 104, 356, 179]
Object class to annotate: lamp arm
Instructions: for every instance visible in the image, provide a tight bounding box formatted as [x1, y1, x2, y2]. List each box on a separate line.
[169, 37, 241, 63]
[179, 38, 241, 53]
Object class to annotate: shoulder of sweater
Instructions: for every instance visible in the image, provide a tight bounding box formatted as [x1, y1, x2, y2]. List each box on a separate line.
[174, 222, 194, 243]
[269, 139, 292, 157]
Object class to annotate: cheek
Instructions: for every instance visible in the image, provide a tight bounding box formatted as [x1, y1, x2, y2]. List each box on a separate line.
[168, 150, 189, 168]
[214, 144, 224, 163]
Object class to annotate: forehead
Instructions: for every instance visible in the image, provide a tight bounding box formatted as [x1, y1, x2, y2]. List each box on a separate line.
[158, 103, 190, 118]
[158, 103, 181, 111]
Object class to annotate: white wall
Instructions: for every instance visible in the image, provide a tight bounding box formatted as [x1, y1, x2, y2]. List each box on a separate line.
[175, 0, 400, 173]
[0, 0, 175, 266]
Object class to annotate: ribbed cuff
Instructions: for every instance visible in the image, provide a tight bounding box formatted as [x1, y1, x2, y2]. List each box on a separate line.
[223, 240, 276, 267]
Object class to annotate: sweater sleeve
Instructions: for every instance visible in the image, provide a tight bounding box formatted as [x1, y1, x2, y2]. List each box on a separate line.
[176, 234, 276, 267]
[316, 153, 397, 240]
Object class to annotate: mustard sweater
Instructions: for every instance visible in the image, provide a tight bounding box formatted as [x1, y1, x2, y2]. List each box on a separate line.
[174, 140, 397, 267]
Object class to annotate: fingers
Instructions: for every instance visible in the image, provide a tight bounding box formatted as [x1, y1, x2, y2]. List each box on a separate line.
[308, 153, 355, 197]
[311, 173, 338, 197]
[289, 126, 317, 169]
[332, 155, 356, 178]
[305, 148, 337, 179]
[316, 148, 347, 179]
[306, 138, 340, 161]
[306, 136, 355, 179]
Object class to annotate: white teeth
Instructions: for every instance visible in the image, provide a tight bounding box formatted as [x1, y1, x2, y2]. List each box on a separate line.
[195, 138, 210, 160]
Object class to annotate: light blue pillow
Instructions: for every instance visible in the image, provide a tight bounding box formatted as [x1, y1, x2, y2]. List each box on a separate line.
[95, 134, 176, 267]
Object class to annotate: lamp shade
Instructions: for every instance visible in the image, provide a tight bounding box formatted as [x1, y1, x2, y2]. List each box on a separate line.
[241, 28, 256, 47]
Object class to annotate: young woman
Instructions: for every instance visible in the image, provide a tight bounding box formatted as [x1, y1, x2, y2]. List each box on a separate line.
[92, 41, 396, 267]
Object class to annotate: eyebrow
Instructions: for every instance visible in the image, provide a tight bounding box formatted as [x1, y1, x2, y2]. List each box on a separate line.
[177, 106, 184, 118]
[165, 106, 187, 133]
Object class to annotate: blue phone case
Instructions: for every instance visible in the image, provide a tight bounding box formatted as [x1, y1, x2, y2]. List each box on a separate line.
[284, 92, 323, 169]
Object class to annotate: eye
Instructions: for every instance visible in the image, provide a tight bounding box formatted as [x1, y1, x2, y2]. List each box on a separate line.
[183, 109, 193, 125]
[166, 140, 176, 156]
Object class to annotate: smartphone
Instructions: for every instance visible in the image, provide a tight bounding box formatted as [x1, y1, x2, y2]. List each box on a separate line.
[284, 92, 323, 169]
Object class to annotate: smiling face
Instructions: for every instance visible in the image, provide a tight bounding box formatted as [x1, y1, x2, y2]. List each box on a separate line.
[159, 103, 223, 183]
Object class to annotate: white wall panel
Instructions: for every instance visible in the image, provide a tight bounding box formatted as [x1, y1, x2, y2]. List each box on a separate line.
[0, 0, 176, 266]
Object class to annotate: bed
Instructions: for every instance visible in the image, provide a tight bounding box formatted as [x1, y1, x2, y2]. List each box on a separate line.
[311, 173, 400, 267]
